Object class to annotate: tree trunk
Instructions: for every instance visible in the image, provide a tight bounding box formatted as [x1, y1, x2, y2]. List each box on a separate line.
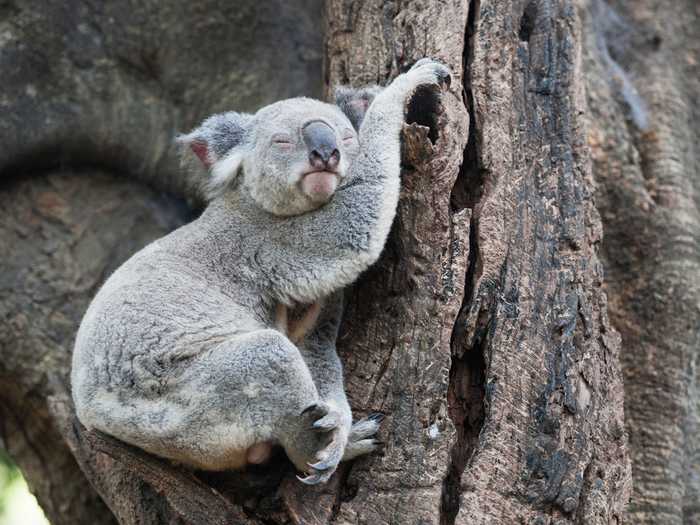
[1, 0, 698, 524]
[324, 0, 631, 522]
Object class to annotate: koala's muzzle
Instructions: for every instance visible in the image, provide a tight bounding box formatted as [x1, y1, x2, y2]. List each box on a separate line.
[302, 121, 340, 171]
[300, 121, 341, 203]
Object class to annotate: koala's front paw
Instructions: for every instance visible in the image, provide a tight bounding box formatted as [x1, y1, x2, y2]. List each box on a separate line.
[408, 58, 452, 90]
[295, 402, 348, 485]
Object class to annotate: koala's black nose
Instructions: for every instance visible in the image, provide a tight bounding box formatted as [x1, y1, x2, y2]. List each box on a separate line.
[302, 120, 340, 171]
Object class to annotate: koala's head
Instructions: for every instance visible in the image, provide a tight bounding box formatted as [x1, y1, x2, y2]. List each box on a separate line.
[179, 95, 375, 216]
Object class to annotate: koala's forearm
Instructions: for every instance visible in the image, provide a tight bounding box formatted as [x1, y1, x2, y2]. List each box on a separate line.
[261, 84, 409, 304]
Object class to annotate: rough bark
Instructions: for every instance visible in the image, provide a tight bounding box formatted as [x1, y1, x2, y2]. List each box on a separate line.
[324, 0, 630, 522]
[3, 0, 698, 524]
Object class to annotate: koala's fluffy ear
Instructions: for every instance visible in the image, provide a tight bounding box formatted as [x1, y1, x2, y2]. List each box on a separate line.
[334, 85, 382, 130]
[177, 111, 254, 199]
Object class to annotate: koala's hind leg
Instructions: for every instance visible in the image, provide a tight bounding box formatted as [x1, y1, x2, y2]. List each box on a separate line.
[174, 328, 340, 472]
[82, 329, 328, 472]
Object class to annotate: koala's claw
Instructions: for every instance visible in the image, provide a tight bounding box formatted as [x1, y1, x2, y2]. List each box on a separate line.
[301, 402, 342, 432]
[294, 401, 345, 484]
[297, 473, 324, 485]
[348, 414, 384, 441]
[308, 458, 336, 471]
[297, 460, 337, 485]
[301, 402, 332, 419]
[367, 411, 385, 423]
[296, 448, 341, 485]
[300, 403, 320, 416]
[313, 413, 341, 431]
[338, 414, 386, 462]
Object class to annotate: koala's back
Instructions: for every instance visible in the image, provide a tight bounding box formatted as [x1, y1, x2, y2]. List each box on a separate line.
[71, 220, 266, 435]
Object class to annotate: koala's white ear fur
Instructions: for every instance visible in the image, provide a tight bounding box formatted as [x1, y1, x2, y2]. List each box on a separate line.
[334, 85, 382, 130]
[207, 149, 248, 199]
[177, 111, 253, 199]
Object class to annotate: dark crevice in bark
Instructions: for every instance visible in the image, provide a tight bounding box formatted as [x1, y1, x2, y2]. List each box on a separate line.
[329, 464, 355, 523]
[519, 1, 537, 43]
[450, 6, 482, 213]
[440, 1, 486, 524]
[406, 86, 442, 144]
[441, 225, 487, 525]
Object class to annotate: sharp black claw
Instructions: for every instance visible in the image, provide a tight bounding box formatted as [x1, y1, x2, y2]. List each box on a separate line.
[440, 72, 452, 89]
[297, 473, 323, 485]
[301, 403, 318, 416]
[309, 459, 334, 472]
[368, 412, 385, 423]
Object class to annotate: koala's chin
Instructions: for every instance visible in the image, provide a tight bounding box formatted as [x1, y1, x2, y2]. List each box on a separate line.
[300, 171, 340, 204]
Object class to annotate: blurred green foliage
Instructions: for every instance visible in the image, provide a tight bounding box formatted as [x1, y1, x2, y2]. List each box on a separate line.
[0, 450, 19, 517]
[0, 449, 49, 525]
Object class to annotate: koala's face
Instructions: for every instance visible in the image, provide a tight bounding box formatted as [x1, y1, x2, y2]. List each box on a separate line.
[242, 98, 360, 216]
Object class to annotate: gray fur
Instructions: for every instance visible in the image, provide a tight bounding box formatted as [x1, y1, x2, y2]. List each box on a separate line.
[334, 85, 383, 130]
[71, 59, 451, 484]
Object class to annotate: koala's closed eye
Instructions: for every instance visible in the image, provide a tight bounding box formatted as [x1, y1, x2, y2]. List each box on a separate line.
[272, 133, 294, 145]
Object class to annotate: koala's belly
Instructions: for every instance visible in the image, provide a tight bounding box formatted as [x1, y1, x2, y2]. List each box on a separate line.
[168, 442, 274, 471]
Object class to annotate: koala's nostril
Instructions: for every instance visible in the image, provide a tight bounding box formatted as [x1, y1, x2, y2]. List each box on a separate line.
[328, 149, 340, 169]
[309, 147, 339, 170]
[309, 149, 326, 169]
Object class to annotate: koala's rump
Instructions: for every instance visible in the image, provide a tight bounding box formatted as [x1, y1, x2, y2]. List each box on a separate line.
[71, 249, 267, 463]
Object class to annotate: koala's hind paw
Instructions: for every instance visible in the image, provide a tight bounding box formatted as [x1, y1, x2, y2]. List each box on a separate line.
[348, 412, 384, 441]
[408, 58, 452, 90]
[295, 402, 346, 484]
[296, 439, 342, 484]
[343, 438, 384, 462]
[343, 412, 386, 461]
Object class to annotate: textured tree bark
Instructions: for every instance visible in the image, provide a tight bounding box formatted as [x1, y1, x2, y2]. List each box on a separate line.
[2, 0, 698, 524]
[323, 0, 630, 522]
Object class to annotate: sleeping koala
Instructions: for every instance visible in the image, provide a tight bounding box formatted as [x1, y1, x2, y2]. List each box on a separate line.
[71, 58, 451, 484]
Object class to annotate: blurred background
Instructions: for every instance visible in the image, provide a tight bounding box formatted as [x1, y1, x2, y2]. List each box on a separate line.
[0, 453, 47, 525]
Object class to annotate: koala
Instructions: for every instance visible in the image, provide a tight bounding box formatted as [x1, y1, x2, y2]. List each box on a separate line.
[71, 58, 451, 485]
